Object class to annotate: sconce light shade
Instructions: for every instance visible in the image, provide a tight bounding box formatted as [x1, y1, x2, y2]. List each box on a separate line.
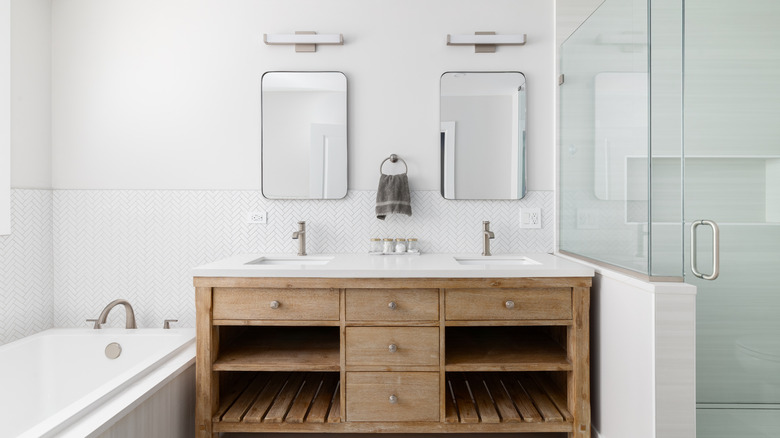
[264, 32, 344, 52]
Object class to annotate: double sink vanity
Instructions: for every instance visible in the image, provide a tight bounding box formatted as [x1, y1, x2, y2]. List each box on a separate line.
[193, 253, 593, 437]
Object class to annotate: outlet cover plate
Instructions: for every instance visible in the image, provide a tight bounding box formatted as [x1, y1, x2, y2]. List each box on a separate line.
[519, 208, 541, 229]
[246, 211, 267, 224]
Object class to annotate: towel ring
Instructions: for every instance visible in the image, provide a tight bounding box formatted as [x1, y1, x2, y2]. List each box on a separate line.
[380, 154, 408, 175]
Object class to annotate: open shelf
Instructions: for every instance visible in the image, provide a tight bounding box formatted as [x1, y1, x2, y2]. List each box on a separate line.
[445, 327, 571, 372]
[214, 372, 341, 425]
[214, 327, 340, 371]
[445, 372, 572, 424]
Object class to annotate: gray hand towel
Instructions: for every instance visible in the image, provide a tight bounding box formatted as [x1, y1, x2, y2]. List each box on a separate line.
[376, 173, 412, 220]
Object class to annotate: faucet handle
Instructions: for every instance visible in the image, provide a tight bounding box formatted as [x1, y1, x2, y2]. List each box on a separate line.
[86, 319, 101, 329]
[163, 319, 178, 329]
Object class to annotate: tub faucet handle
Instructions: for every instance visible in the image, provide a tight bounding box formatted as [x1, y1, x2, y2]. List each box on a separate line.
[86, 318, 101, 329]
[163, 319, 178, 329]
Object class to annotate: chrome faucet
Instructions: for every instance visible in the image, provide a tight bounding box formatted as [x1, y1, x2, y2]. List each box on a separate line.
[292, 221, 307, 256]
[91, 299, 137, 329]
[482, 221, 495, 256]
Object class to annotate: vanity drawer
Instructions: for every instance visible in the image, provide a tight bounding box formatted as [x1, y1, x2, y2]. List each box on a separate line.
[346, 372, 439, 422]
[212, 288, 339, 321]
[345, 327, 439, 367]
[445, 288, 572, 320]
[345, 289, 438, 322]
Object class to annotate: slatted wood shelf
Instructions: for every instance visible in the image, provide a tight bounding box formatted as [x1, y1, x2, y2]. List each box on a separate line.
[213, 327, 340, 371]
[214, 372, 341, 426]
[445, 372, 572, 424]
[445, 327, 571, 371]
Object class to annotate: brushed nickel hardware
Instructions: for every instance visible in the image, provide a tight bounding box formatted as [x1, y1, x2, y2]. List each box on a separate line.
[292, 221, 307, 256]
[270, 300, 281, 309]
[163, 319, 178, 329]
[388, 301, 398, 310]
[86, 318, 99, 328]
[446, 32, 527, 53]
[389, 394, 398, 404]
[380, 154, 408, 175]
[388, 344, 398, 353]
[505, 300, 515, 309]
[691, 219, 720, 280]
[482, 221, 495, 256]
[105, 342, 122, 359]
[559, 74, 565, 85]
[94, 299, 137, 329]
[263, 31, 344, 52]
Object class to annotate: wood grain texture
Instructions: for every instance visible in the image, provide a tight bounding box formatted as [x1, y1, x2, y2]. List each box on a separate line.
[346, 372, 439, 422]
[264, 373, 305, 422]
[221, 373, 271, 422]
[243, 372, 290, 423]
[345, 327, 439, 367]
[465, 373, 501, 423]
[345, 288, 438, 321]
[286, 373, 324, 423]
[213, 327, 339, 372]
[445, 288, 572, 320]
[212, 288, 339, 321]
[307, 373, 339, 423]
[446, 327, 571, 371]
[568, 286, 591, 438]
[195, 287, 218, 438]
[196, 276, 590, 436]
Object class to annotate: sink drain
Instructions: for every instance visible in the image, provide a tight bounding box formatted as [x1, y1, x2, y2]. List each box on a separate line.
[105, 342, 122, 359]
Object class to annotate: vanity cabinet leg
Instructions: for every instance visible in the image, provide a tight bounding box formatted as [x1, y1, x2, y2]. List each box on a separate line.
[196, 287, 219, 438]
[568, 286, 591, 438]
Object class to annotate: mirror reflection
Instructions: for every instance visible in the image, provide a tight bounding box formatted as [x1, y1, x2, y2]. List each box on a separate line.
[440, 72, 526, 200]
[262, 71, 347, 199]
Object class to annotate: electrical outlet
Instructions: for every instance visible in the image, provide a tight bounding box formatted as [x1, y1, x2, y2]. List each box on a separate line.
[246, 211, 267, 224]
[519, 208, 542, 229]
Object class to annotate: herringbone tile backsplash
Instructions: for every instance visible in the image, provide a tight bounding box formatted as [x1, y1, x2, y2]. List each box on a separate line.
[0, 190, 53, 345]
[2, 189, 553, 341]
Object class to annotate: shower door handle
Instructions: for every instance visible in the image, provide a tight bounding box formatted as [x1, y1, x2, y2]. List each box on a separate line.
[691, 220, 720, 280]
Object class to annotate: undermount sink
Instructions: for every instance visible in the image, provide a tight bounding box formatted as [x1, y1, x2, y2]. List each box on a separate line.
[454, 256, 540, 266]
[245, 256, 333, 266]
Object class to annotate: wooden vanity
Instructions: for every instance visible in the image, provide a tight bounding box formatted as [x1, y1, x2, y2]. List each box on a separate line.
[194, 263, 592, 437]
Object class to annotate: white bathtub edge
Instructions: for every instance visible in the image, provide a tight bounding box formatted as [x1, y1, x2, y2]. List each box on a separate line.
[55, 341, 196, 438]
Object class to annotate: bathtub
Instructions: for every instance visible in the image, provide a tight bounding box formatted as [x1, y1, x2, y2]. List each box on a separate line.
[0, 328, 196, 438]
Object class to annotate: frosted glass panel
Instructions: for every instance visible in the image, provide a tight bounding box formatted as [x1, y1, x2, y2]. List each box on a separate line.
[685, 0, 780, 415]
[559, 0, 652, 274]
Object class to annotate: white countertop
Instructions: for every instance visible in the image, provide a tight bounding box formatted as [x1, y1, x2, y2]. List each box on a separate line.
[192, 253, 594, 278]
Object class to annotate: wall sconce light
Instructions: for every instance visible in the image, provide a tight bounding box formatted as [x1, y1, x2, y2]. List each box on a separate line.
[446, 32, 527, 53]
[263, 31, 344, 52]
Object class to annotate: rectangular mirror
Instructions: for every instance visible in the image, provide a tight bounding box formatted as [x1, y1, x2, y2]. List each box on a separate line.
[440, 71, 526, 200]
[262, 71, 347, 199]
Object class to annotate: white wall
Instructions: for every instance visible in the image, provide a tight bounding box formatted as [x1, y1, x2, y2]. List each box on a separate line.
[590, 268, 696, 438]
[10, 0, 51, 189]
[51, 0, 554, 191]
[1, 0, 9, 235]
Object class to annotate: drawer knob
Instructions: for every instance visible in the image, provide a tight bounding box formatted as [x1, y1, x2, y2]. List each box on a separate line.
[389, 394, 398, 404]
[388, 301, 398, 310]
[388, 343, 398, 353]
[505, 300, 515, 309]
[270, 300, 280, 309]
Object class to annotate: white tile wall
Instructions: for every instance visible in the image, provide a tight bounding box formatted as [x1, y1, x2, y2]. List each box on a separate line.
[0, 190, 53, 345]
[0, 189, 554, 332]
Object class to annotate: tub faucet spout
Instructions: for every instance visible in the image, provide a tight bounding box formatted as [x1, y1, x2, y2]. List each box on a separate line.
[95, 299, 137, 329]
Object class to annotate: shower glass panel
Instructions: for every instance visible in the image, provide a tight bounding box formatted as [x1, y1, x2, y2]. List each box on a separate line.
[559, 0, 683, 279]
[686, 0, 780, 435]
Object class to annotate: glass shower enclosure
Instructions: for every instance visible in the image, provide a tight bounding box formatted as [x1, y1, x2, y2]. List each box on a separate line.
[559, 0, 780, 436]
